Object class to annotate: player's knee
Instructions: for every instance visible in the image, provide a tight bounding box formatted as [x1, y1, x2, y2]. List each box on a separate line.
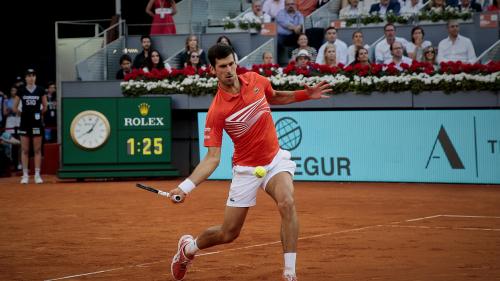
[277, 196, 295, 214]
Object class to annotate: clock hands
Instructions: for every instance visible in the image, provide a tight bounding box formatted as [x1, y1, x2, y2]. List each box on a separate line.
[77, 118, 99, 139]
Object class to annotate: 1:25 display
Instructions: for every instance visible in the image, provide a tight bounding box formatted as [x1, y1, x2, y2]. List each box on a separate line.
[126, 137, 163, 155]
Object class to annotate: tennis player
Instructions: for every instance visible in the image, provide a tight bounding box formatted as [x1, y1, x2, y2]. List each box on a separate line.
[168, 43, 332, 281]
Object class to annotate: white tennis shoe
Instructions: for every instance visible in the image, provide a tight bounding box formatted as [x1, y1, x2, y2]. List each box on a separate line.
[283, 273, 298, 281]
[20, 175, 29, 184]
[34, 174, 43, 184]
[171, 234, 195, 280]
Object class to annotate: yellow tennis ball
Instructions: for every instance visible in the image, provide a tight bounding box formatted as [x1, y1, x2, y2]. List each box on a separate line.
[254, 166, 267, 178]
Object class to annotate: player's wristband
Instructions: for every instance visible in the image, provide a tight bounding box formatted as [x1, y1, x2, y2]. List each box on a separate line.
[178, 178, 196, 194]
[294, 90, 309, 102]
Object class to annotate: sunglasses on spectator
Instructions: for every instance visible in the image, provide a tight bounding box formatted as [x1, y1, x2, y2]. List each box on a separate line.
[425, 50, 435, 54]
[191, 55, 199, 58]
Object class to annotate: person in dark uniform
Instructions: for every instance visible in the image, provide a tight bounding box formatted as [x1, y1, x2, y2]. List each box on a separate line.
[13, 69, 47, 184]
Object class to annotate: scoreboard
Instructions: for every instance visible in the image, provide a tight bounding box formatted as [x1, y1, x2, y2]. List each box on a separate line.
[59, 97, 178, 179]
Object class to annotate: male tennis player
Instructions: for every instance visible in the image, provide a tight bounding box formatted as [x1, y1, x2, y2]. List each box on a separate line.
[168, 43, 332, 281]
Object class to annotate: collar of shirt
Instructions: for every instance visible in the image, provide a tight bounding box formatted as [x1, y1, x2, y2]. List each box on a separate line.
[218, 74, 250, 102]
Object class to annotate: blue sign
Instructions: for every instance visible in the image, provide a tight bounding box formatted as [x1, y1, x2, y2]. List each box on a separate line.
[198, 110, 500, 184]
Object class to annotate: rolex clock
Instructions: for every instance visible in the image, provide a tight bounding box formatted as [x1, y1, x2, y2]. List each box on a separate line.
[70, 110, 111, 150]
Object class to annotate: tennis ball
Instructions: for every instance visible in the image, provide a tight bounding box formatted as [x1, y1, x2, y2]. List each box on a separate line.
[254, 166, 267, 178]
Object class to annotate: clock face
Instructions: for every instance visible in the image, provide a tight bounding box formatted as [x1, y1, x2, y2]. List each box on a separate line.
[70, 110, 111, 150]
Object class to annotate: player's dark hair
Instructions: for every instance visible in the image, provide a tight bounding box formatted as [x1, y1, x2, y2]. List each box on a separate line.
[208, 43, 235, 66]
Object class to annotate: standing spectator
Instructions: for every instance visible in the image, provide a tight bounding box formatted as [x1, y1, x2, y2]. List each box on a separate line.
[316, 27, 348, 65]
[13, 69, 47, 184]
[385, 41, 413, 70]
[242, 0, 272, 23]
[262, 51, 275, 64]
[375, 23, 409, 64]
[290, 33, 318, 62]
[44, 82, 57, 143]
[369, 0, 401, 15]
[407, 26, 432, 61]
[263, 0, 285, 20]
[323, 44, 339, 67]
[133, 35, 153, 69]
[146, 0, 177, 35]
[347, 30, 370, 64]
[437, 20, 477, 63]
[179, 35, 209, 68]
[0, 91, 4, 128]
[3, 86, 22, 170]
[14, 76, 24, 88]
[276, 0, 304, 52]
[116, 54, 132, 80]
[217, 36, 240, 63]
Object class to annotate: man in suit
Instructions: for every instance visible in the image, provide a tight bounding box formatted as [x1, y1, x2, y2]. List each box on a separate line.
[369, 0, 401, 15]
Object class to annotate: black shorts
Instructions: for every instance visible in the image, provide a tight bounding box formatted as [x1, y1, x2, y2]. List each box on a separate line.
[18, 127, 43, 137]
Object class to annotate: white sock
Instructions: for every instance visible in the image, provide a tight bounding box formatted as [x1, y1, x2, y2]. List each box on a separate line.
[23, 169, 29, 177]
[184, 238, 199, 257]
[284, 253, 296, 275]
[35, 168, 41, 176]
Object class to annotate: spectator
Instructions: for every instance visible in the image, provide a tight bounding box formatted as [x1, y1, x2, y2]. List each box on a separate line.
[385, 41, 413, 70]
[179, 35, 209, 68]
[487, 0, 500, 10]
[44, 82, 57, 143]
[186, 52, 206, 71]
[13, 69, 47, 184]
[375, 23, 409, 64]
[146, 0, 177, 35]
[262, 51, 275, 64]
[350, 47, 371, 66]
[407, 26, 432, 61]
[14, 76, 24, 88]
[369, 0, 401, 15]
[133, 35, 153, 69]
[276, 0, 304, 49]
[116, 54, 132, 80]
[401, 0, 423, 14]
[323, 44, 339, 67]
[291, 33, 318, 62]
[242, 0, 272, 23]
[422, 46, 439, 67]
[296, 0, 319, 16]
[437, 20, 477, 63]
[427, 0, 447, 12]
[216, 36, 239, 63]
[339, 0, 363, 19]
[145, 50, 166, 71]
[316, 27, 348, 65]
[263, 0, 285, 20]
[295, 49, 311, 67]
[458, 0, 483, 11]
[3, 86, 21, 170]
[0, 91, 4, 128]
[347, 30, 370, 64]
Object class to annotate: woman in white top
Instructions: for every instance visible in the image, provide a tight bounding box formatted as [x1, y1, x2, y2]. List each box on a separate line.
[406, 26, 432, 61]
[347, 31, 370, 64]
[290, 33, 318, 62]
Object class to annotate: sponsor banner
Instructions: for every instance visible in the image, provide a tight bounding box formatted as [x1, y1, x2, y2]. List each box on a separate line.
[198, 110, 500, 184]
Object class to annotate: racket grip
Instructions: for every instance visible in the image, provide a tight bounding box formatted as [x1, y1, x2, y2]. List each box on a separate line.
[158, 191, 182, 203]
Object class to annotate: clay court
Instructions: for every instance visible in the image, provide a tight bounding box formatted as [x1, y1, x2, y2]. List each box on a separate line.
[1, 176, 499, 281]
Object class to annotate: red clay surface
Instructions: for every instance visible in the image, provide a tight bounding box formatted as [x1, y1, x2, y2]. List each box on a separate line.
[0, 176, 499, 281]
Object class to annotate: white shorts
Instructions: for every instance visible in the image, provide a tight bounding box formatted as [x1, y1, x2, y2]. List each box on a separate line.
[227, 149, 296, 207]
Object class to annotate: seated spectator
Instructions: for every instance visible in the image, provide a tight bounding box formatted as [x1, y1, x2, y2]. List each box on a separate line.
[375, 23, 409, 64]
[295, 49, 311, 67]
[347, 30, 370, 64]
[116, 54, 132, 79]
[350, 47, 371, 66]
[487, 0, 500, 10]
[427, 0, 447, 12]
[400, 0, 423, 14]
[144, 50, 166, 71]
[458, 0, 483, 11]
[179, 35, 209, 68]
[384, 41, 413, 70]
[146, 0, 177, 35]
[133, 35, 153, 69]
[322, 44, 339, 67]
[422, 46, 439, 67]
[263, 0, 285, 21]
[276, 0, 304, 46]
[242, 0, 272, 23]
[186, 52, 206, 71]
[369, 0, 401, 15]
[407, 26, 432, 61]
[296, 0, 319, 16]
[339, 0, 363, 19]
[316, 27, 348, 65]
[437, 20, 477, 63]
[216, 36, 240, 63]
[262, 51, 275, 64]
[291, 33, 318, 62]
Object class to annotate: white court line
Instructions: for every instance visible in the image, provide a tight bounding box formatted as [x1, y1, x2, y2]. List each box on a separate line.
[45, 268, 124, 281]
[385, 224, 500, 232]
[440, 214, 500, 219]
[405, 215, 442, 222]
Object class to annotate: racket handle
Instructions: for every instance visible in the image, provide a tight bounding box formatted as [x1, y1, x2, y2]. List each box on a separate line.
[158, 191, 182, 203]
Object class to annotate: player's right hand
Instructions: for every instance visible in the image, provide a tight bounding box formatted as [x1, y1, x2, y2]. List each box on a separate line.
[169, 187, 187, 203]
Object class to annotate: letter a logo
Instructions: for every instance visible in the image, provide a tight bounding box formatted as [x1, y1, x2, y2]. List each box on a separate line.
[425, 125, 465, 169]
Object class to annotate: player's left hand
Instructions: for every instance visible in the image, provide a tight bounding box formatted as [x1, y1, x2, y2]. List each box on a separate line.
[169, 187, 187, 203]
[304, 81, 332, 99]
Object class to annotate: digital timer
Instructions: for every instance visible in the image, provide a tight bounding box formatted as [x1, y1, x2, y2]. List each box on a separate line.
[126, 137, 163, 155]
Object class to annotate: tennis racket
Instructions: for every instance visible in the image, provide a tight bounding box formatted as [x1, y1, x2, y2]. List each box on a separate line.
[135, 183, 183, 203]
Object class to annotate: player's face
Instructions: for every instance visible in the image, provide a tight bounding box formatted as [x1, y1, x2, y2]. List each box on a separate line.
[212, 54, 237, 87]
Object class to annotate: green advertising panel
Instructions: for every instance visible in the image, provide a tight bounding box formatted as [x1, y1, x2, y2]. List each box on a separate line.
[117, 98, 171, 130]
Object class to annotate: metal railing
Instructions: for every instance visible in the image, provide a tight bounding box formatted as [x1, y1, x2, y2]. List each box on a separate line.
[239, 38, 275, 68]
[477, 40, 500, 63]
